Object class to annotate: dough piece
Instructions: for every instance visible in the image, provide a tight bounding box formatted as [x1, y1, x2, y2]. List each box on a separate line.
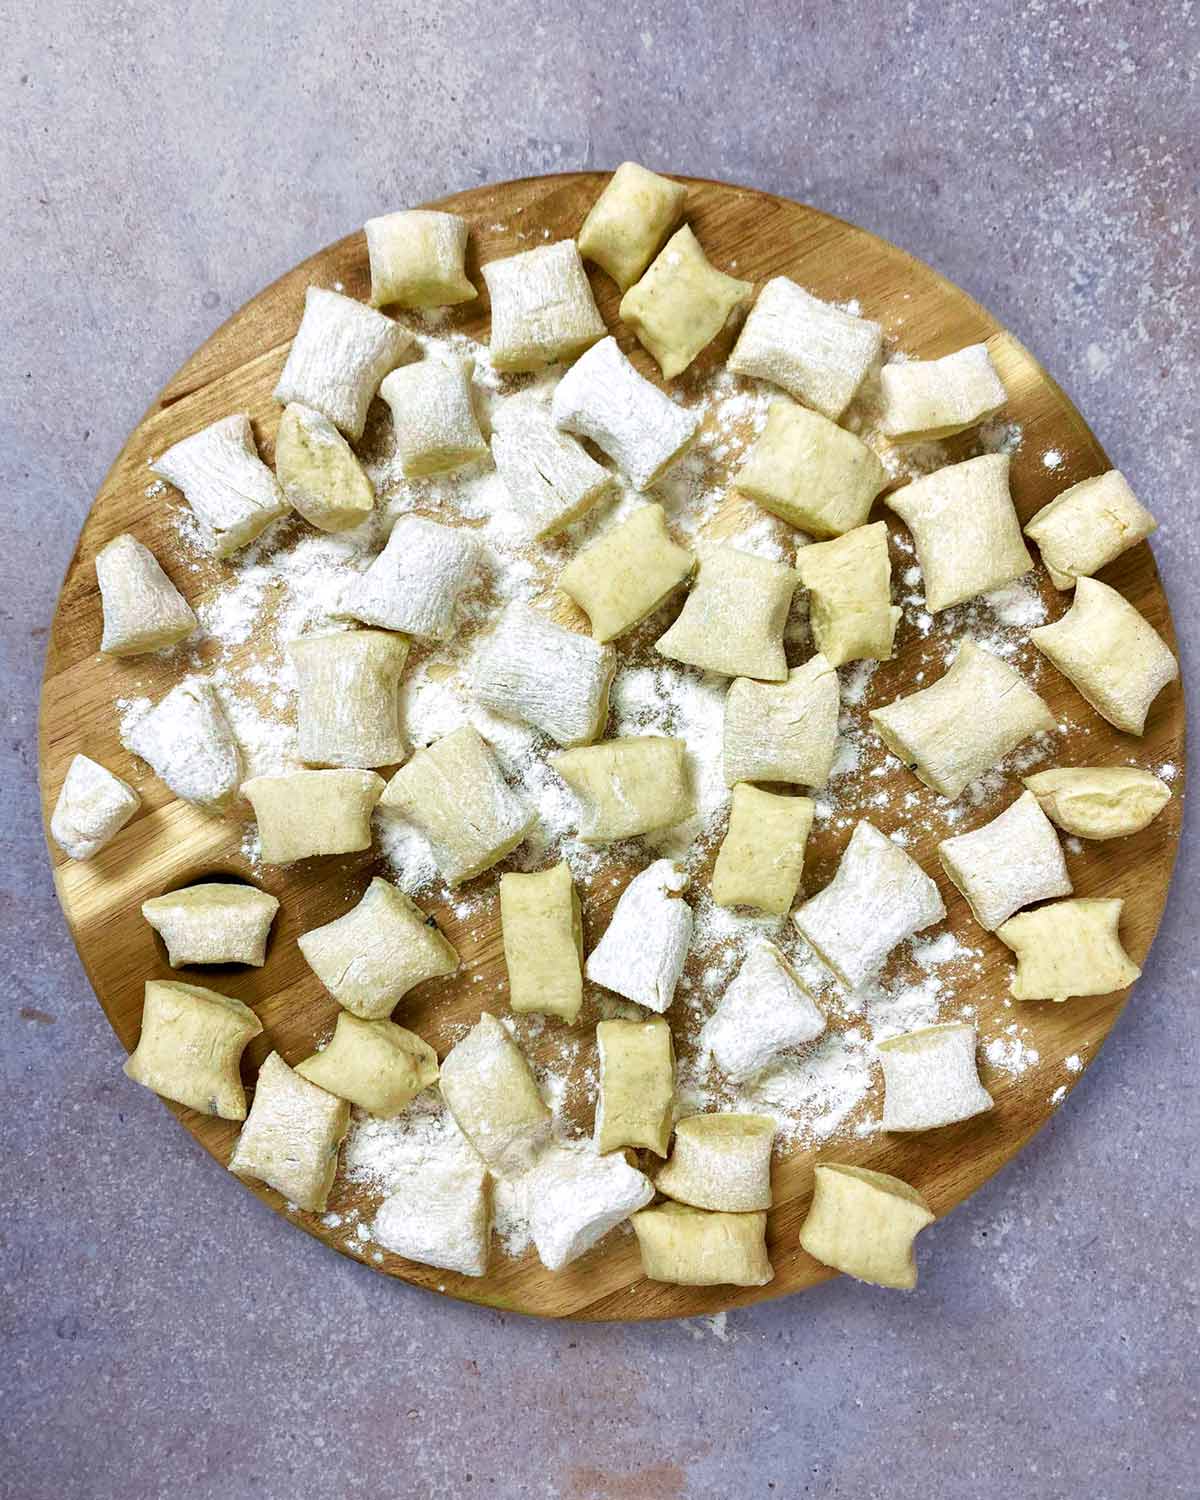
[274, 403, 376, 533]
[491, 396, 616, 539]
[878, 1023, 994, 1132]
[289, 630, 409, 768]
[471, 604, 616, 747]
[338, 516, 479, 640]
[482, 240, 606, 372]
[594, 1016, 675, 1157]
[298, 877, 458, 1018]
[656, 1112, 775, 1211]
[377, 726, 533, 885]
[123, 680, 241, 812]
[1024, 470, 1158, 590]
[577, 162, 687, 291]
[793, 821, 946, 989]
[996, 897, 1141, 1002]
[499, 862, 583, 1022]
[735, 399, 887, 537]
[141, 882, 280, 967]
[228, 1051, 350, 1213]
[438, 1012, 552, 1176]
[620, 225, 752, 378]
[939, 788, 1073, 931]
[364, 208, 476, 309]
[374, 1156, 491, 1277]
[724, 656, 840, 788]
[885, 454, 1033, 612]
[728, 277, 882, 420]
[273, 286, 413, 441]
[552, 336, 700, 490]
[702, 940, 825, 1080]
[585, 859, 693, 1012]
[870, 640, 1054, 799]
[1030, 576, 1177, 735]
[50, 754, 140, 860]
[123, 978, 262, 1120]
[242, 768, 385, 864]
[633, 1202, 773, 1287]
[656, 545, 798, 681]
[799, 1164, 934, 1289]
[526, 1142, 655, 1272]
[1022, 766, 1172, 841]
[551, 736, 694, 843]
[151, 413, 288, 558]
[295, 1013, 439, 1116]
[710, 784, 814, 915]
[795, 522, 900, 666]
[558, 503, 695, 643]
[378, 354, 488, 476]
[96, 533, 196, 655]
[878, 344, 1007, 441]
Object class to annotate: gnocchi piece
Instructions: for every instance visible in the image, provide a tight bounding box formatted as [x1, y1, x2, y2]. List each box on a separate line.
[585, 859, 694, 1013]
[491, 396, 616, 538]
[552, 336, 700, 490]
[228, 1051, 350, 1214]
[878, 344, 1007, 441]
[728, 277, 882, 420]
[701, 940, 825, 1081]
[632, 1202, 773, 1287]
[656, 545, 798, 681]
[551, 736, 694, 843]
[878, 1023, 994, 1133]
[151, 413, 289, 558]
[50, 754, 140, 861]
[339, 516, 479, 640]
[870, 640, 1054, 799]
[793, 821, 945, 989]
[482, 239, 606, 372]
[723, 655, 840, 788]
[289, 630, 409, 769]
[996, 897, 1140, 1002]
[123, 680, 241, 812]
[735, 399, 887, 537]
[378, 354, 488, 476]
[594, 1016, 676, 1157]
[123, 978, 262, 1120]
[274, 402, 375, 533]
[656, 1112, 775, 1212]
[295, 1013, 439, 1116]
[710, 784, 814, 915]
[499, 862, 583, 1022]
[377, 726, 534, 885]
[96, 533, 197, 656]
[273, 286, 413, 441]
[1023, 766, 1172, 841]
[438, 1012, 552, 1176]
[577, 161, 687, 290]
[938, 790, 1071, 932]
[242, 768, 385, 864]
[526, 1142, 655, 1271]
[799, 1163, 934, 1290]
[471, 604, 616, 748]
[364, 208, 476, 309]
[374, 1156, 491, 1277]
[1030, 576, 1177, 736]
[1024, 470, 1157, 590]
[141, 882, 280, 967]
[298, 877, 458, 1019]
[558, 503, 695, 643]
[794, 522, 900, 666]
[619, 224, 752, 378]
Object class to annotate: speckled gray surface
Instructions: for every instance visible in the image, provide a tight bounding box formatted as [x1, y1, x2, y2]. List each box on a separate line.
[3, 3, 1197, 1497]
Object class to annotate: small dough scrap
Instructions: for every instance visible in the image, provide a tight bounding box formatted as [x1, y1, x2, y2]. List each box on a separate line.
[656, 545, 797, 681]
[1023, 766, 1172, 841]
[339, 515, 479, 640]
[938, 790, 1072, 932]
[242, 768, 385, 864]
[96, 533, 197, 655]
[799, 1163, 934, 1289]
[710, 784, 814, 915]
[296, 1013, 439, 1116]
[552, 736, 694, 843]
[142, 882, 280, 967]
[702, 940, 825, 1080]
[364, 208, 476, 309]
[878, 1023, 994, 1133]
[996, 897, 1141, 1002]
[585, 859, 693, 1013]
[290, 630, 409, 769]
[577, 162, 687, 291]
[795, 522, 899, 666]
[491, 395, 615, 538]
[526, 1143, 654, 1272]
[50, 754, 140, 860]
[619, 224, 752, 378]
[123, 680, 241, 812]
[151, 413, 289, 558]
[275, 402, 376, 533]
[374, 1154, 491, 1277]
[229, 1051, 350, 1213]
[1024, 470, 1157, 590]
[594, 1016, 675, 1157]
[656, 1112, 775, 1212]
[633, 1202, 773, 1287]
[558, 503, 695, 643]
[499, 863, 583, 1022]
[724, 656, 840, 788]
[378, 354, 487, 476]
[878, 343, 1007, 441]
[438, 1012, 552, 1176]
[123, 978, 262, 1120]
[483, 240, 606, 372]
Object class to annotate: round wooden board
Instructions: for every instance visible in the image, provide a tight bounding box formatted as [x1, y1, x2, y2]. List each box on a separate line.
[39, 173, 1185, 1320]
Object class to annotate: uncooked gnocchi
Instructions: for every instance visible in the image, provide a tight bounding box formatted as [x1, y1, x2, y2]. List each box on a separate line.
[710, 784, 814, 915]
[558, 503, 695, 643]
[620, 224, 752, 378]
[877, 1023, 993, 1133]
[50, 754, 140, 861]
[339, 516, 479, 640]
[878, 344, 1007, 441]
[242, 769, 385, 864]
[633, 1202, 773, 1287]
[364, 208, 476, 309]
[552, 736, 694, 843]
[295, 1013, 439, 1116]
[123, 978, 263, 1120]
[438, 1012, 552, 1176]
[499, 862, 583, 1022]
[937, 790, 1072, 932]
[656, 544, 797, 681]
[1024, 470, 1157, 590]
[1022, 766, 1171, 840]
[702, 940, 825, 1081]
[229, 1051, 350, 1213]
[996, 897, 1140, 1002]
[723, 655, 840, 789]
[585, 859, 693, 1013]
[578, 162, 687, 290]
[794, 522, 899, 666]
[142, 882, 279, 967]
[289, 630, 409, 768]
[483, 240, 606, 372]
[799, 1163, 934, 1289]
[96, 533, 197, 655]
[594, 1016, 676, 1157]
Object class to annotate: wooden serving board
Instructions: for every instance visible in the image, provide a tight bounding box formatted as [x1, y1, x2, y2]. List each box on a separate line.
[39, 174, 1184, 1320]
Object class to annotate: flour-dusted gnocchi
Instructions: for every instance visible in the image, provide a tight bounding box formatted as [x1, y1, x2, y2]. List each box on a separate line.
[142, 882, 280, 967]
[551, 736, 694, 842]
[438, 1011, 552, 1176]
[870, 640, 1054, 799]
[585, 859, 693, 1013]
[50, 754, 140, 861]
[471, 604, 616, 747]
[364, 208, 476, 309]
[123, 680, 242, 812]
[885, 454, 1033, 612]
[793, 821, 946, 989]
[996, 897, 1141, 1002]
[794, 522, 900, 666]
[378, 354, 488, 476]
[558, 503, 695, 643]
[123, 978, 263, 1120]
[938, 790, 1072, 932]
[734, 399, 888, 536]
[273, 286, 413, 441]
[275, 403, 376, 533]
[878, 1023, 994, 1133]
[229, 1051, 350, 1214]
[499, 862, 583, 1022]
[702, 940, 825, 1080]
[1024, 470, 1157, 590]
[289, 629, 408, 768]
[728, 277, 883, 420]
[656, 544, 797, 681]
[710, 784, 814, 915]
[151, 413, 289, 558]
[632, 1202, 774, 1287]
[878, 344, 1008, 441]
[296, 1013, 439, 1116]
[491, 396, 616, 538]
[798, 1164, 934, 1289]
[1030, 576, 1178, 736]
[1023, 766, 1172, 841]
[594, 1016, 676, 1157]
[577, 162, 687, 290]
[374, 1155, 491, 1278]
[525, 1142, 655, 1272]
[96, 533, 197, 655]
[242, 768, 385, 864]
[483, 239, 606, 372]
[656, 1113, 775, 1212]
[552, 336, 701, 490]
[723, 655, 840, 788]
[339, 515, 479, 640]
[620, 225, 753, 378]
